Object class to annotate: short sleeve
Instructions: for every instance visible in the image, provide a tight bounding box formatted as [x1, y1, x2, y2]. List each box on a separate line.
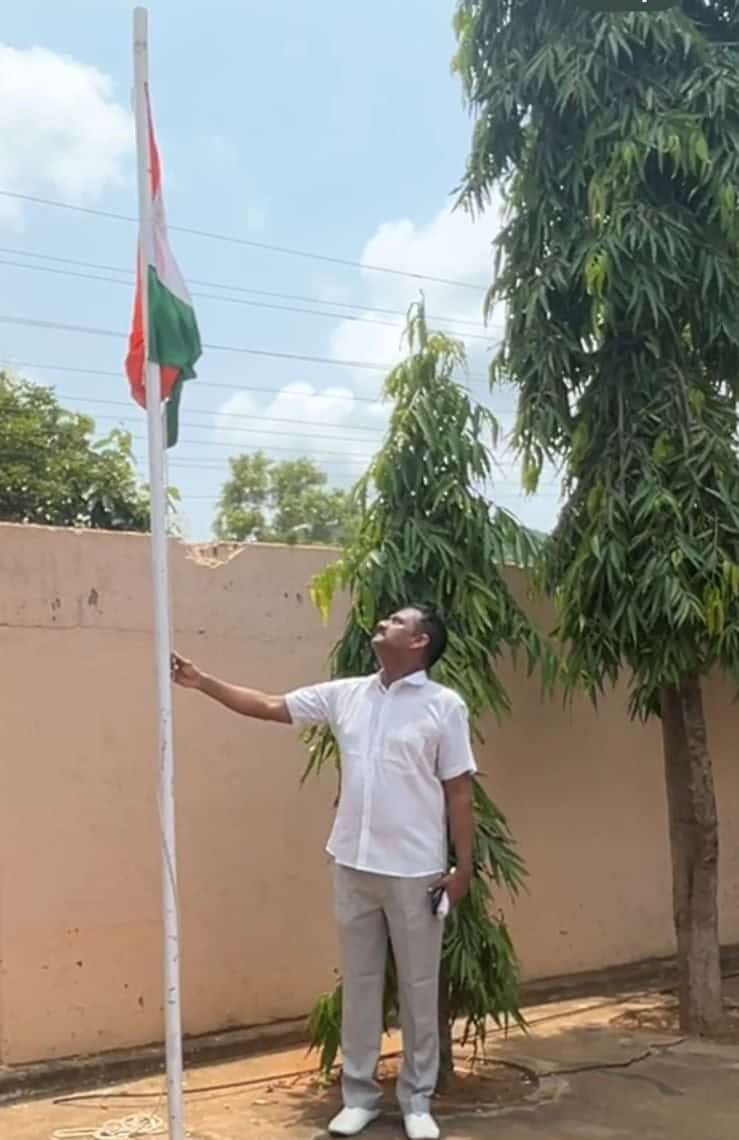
[284, 681, 340, 729]
[437, 698, 477, 781]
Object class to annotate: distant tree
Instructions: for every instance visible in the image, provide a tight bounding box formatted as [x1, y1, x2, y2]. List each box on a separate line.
[214, 452, 358, 545]
[213, 452, 272, 542]
[0, 372, 152, 531]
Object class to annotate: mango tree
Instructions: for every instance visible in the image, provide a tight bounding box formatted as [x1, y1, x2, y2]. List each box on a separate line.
[454, 0, 739, 1033]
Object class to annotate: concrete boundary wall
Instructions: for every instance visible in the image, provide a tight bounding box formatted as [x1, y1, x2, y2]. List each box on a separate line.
[1, 523, 738, 1065]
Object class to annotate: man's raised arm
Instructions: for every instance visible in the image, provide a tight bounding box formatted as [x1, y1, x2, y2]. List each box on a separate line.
[171, 653, 291, 723]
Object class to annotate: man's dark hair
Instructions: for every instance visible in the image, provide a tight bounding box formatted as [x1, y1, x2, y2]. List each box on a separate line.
[409, 603, 448, 668]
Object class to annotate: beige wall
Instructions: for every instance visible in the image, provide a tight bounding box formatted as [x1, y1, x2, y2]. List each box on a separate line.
[1, 522, 738, 1066]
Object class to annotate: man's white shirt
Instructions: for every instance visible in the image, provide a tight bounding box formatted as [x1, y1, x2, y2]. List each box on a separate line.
[285, 671, 476, 877]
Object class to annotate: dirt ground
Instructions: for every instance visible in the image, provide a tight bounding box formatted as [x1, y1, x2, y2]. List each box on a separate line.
[5, 981, 739, 1140]
[295, 1051, 536, 1112]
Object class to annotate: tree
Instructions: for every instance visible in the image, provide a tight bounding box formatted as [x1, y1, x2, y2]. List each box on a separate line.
[214, 452, 358, 545]
[454, 0, 739, 1033]
[304, 303, 556, 1083]
[0, 372, 151, 531]
[213, 452, 272, 542]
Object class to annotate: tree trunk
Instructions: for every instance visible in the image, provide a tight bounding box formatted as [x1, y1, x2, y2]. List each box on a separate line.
[659, 677, 723, 1035]
[436, 960, 453, 1092]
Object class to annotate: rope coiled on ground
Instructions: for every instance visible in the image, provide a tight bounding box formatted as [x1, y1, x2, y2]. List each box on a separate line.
[51, 1113, 166, 1139]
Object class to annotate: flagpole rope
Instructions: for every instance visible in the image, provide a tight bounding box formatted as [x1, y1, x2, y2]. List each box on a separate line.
[0, 358, 493, 405]
[0, 314, 495, 381]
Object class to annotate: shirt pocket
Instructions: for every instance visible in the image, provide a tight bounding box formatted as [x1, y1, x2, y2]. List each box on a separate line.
[383, 719, 437, 774]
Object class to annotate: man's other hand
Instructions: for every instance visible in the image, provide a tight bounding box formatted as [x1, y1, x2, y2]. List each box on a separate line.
[438, 868, 471, 908]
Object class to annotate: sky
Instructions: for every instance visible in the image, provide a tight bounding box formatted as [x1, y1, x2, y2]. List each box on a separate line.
[0, 0, 562, 540]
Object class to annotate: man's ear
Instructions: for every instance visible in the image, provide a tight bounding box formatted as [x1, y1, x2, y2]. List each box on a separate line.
[410, 631, 430, 654]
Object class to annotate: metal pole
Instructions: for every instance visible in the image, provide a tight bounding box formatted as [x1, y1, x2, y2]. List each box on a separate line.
[132, 8, 185, 1138]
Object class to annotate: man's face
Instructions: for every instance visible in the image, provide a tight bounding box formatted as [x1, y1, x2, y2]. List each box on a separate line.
[371, 607, 428, 659]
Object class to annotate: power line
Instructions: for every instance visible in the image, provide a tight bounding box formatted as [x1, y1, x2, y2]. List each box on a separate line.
[0, 424, 561, 491]
[0, 440, 561, 494]
[182, 491, 558, 501]
[0, 255, 498, 343]
[166, 473, 560, 498]
[0, 427, 560, 492]
[0, 189, 488, 292]
[171, 468, 557, 496]
[164, 461, 560, 496]
[1, 357, 504, 409]
[0, 395, 519, 446]
[185, 406, 381, 435]
[0, 314, 494, 383]
[8, 391, 387, 435]
[0, 441, 373, 467]
[0, 313, 390, 372]
[0, 367, 516, 426]
[173, 452, 559, 494]
[0, 406, 383, 450]
[0, 441, 560, 495]
[0, 399, 378, 459]
[1, 358, 389, 405]
[0, 245, 497, 333]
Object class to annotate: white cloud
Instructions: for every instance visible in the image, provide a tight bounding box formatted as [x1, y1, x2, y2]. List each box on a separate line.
[327, 202, 510, 404]
[0, 44, 133, 224]
[329, 203, 502, 396]
[213, 382, 388, 487]
[358, 206, 496, 305]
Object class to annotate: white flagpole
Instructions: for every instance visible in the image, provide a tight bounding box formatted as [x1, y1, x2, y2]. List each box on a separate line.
[132, 8, 185, 1139]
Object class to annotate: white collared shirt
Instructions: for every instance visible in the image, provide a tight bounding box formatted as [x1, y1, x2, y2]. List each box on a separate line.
[285, 671, 476, 877]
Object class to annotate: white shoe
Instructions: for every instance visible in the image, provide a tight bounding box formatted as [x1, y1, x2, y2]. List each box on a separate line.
[403, 1112, 440, 1140]
[328, 1105, 381, 1136]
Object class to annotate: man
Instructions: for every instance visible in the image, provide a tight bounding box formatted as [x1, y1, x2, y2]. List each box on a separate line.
[172, 604, 475, 1140]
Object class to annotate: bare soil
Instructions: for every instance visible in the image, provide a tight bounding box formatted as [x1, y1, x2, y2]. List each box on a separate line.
[294, 1053, 537, 1114]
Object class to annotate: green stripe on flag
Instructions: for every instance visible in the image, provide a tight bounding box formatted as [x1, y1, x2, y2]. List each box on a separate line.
[165, 373, 185, 449]
[146, 265, 201, 448]
[147, 266, 201, 379]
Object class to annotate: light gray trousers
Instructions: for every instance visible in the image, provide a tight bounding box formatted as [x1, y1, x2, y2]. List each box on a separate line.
[333, 864, 444, 1116]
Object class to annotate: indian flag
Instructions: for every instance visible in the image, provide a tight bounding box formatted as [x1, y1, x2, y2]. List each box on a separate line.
[125, 85, 201, 447]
